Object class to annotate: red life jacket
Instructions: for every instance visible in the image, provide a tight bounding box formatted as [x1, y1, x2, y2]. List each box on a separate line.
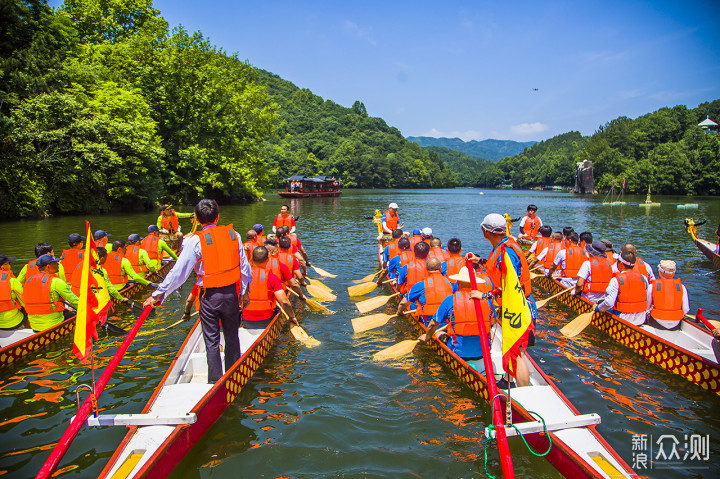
[583, 258, 612, 293]
[486, 238, 532, 297]
[25, 259, 40, 280]
[141, 234, 160, 261]
[160, 210, 179, 233]
[562, 245, 585, 278]
[615, 272, 647, 313]
[104, 252, 126, 285]
[542, 242, 562, 270]
[0, 272, 19, 313]
[650, 278, 684, 322]
[445, 254, 466, 278]
[125, 244, 147, 273]
[60, 249, 84, 278]
[405, 259, 428, 291]
[428, 246, 449, 262]
[198, 225, 241, 288]
[422, 272, 454, 316]
[245, 264, 276, 314]
[448, 290, 491, 337]
[522, 214, 541, 238]
[23, 273, 64, 315]
[275, 213, 294, 229]
[383, 209, 399, 230]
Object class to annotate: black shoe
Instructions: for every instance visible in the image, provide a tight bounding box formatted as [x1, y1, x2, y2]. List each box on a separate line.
[496, 377, 517, 389]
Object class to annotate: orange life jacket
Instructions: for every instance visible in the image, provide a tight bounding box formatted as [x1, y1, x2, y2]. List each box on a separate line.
[542, 242, 563, 270]
[650, 278, 684, 322]
[486, 239, 531, 297]
[632, 256, 649, 277]
[405, 259, 428, 291]
[410, 236, 422, 248]
[445, 254, 466, 278]
[278, 251, 296, 273]
[104, 252, 126, 285]
[583, 257, 612, 293]
[387, 238, 401, 260]
[422, 272, 454, 316]
[0, 272, 19, 312]
[198, 225, 241, 288]
[535, 236, 552, 257]
[125, 244, 147, 273]
[60, 249, 84, 278]
[275, 213, 294, 229]
[253, 235, 266, 246]
[562, 245, 585, 278]
[245, 263, 276, 313]
[447, 289, 491, 337]
[522, 214, 541, 238]
[606, 251, 617, 266]
[399, 250, 414, 268]
[383, 209, 399, 230]
[615, 272, 647, 313]
[244, 241, 257, 266]
[25, 259, 40, 280]
[160, 210, 179, 233]
[141, 234, 160, 261]
[24, 273, 64, 315]
[265, 257, 287, 289]
[287, 233, 299, 249]
[428, 246, 449, 261]
[70, 263, 83, 296]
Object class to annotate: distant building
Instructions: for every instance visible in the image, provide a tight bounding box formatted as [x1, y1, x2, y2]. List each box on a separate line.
[698, 116, 718, 134]
[574, 160, 594, 194]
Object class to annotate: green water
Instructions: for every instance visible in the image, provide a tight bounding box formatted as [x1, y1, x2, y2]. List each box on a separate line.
[0, 189, 719, 478]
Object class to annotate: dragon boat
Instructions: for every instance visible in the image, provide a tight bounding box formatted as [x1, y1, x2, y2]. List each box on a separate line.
[534, 274, 720, 395]
[0, 260, 174, 368]
[685, 219, 720, 269]
[98, 311, 284, 478]
[374, 240, 638, 478]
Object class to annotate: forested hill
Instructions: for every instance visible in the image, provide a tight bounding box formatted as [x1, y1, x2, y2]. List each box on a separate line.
[407, 137, 537, 161]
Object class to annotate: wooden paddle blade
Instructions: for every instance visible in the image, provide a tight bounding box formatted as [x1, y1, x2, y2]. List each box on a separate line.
[352, 313, 396, 333]
[373, 340, 420, 361]
[348, 281, 378, 297]
[355, 294, 395, 314]
[560, 312, 595, 338]
[306, 284, 337, 301]
[311, 265, 337, 278]
[356, 272, 379, 283]
[305, 298, 333, 313]
[290, 326, 321, 347]
[307, 278, 333, 292]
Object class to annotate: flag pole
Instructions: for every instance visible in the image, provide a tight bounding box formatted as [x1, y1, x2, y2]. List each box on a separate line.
[36, 305, 154, 479]
[467, 262, 515, 478]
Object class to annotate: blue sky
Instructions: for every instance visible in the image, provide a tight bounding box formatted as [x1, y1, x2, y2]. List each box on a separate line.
[60, 1, 720, 142]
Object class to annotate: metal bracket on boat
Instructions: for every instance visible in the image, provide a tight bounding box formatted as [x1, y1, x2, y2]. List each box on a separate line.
[74, 384, 93, 415]
[85, 413, 197, 427]
[485, 413, 601, 439]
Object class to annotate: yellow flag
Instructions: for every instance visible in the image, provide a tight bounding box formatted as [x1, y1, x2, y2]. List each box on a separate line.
[72, 222, 99, 363]
[500, 250, 532, 376]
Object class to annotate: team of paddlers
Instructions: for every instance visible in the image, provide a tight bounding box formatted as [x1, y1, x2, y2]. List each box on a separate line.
[375, 201, 714, 388]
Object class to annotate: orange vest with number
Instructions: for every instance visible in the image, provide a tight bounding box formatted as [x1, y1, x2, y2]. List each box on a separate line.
[445, 254, 466, 278]
[422, 272, 454, 316]
[542, 242, 562, 270]
[125, 244, 147, 273]
[245, 264, 275, 313]
[141, 235, 160, 261]
[562, 245, 585, 278]
[24, 273, 64, 315]
[198, 225, 241, 288]
[161, 210, 179, 233]
[275, 214, 294, 229]
[583, 258, 612, 293]
[383, 209, 399, 230]
[0, 272, 19, 312]
[486, 239, 531, 297]
[405, 259, 428, 292]
[650, 278, 684, 322]
[428, 246, 449, 262]
[523, 214, 541, 238]
[448, 290, 491, 337]
[60, 249, 84, 278]
[615, 272, 647, 313]
[104, 252, 126, 285]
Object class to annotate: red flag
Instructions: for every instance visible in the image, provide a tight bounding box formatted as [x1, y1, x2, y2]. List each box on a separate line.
[72, 221, 101, 363]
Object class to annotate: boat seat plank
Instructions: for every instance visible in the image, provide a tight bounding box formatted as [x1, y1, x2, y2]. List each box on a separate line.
[0, 329, 35, 348]
[149, 383, 213, 416]
[504, 385, 576, 423]
[554, 428, 630, 479]
[106, 426, 175, 478]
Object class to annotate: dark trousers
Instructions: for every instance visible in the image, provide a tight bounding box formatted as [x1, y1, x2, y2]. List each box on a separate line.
[199, 284, 241, 383]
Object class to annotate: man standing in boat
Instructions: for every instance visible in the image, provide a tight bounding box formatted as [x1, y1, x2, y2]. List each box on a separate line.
[381, 203, 400, 234]
[518, 205, 542, 240]
[144, 199, 252, 383]
[272, 205, 296, 234]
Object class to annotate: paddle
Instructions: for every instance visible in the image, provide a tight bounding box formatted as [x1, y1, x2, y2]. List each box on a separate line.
[347, 278, 395, 297]
[355, 292, 402, 314]
[694, 308, 720, 363]
[163, 311, 199, 331]
[373, 324, 449, 361]
[535, 286, 574, 309]
[311, 265, 337, 278]
[279, 308, 320, 347]
[306, 284, 336, 301]
[306, 277, 332, 292]
[288, 289, 332, 313]
[352, 313, 398, 333]
[354, 271, 381, 283]
[560, 311, 595, 338]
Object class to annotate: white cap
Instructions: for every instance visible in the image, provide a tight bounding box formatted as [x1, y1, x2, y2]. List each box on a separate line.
[421, 227, 433, 237]
[389, 202, 398, 209]
[480, 213, 506, 234]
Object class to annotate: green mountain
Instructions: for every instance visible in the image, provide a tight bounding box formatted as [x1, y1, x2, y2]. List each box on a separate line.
[422, 146, 492, 187]
[406, 136, 537, 161]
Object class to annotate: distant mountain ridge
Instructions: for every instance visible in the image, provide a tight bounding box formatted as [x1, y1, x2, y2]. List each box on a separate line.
[407, 136, 537, 162]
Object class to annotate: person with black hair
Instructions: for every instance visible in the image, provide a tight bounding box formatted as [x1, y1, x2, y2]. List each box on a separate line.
[387, 236, 411, 280]
[0, 254, 26, 329]
[596, 251, 650, 326]
[545, 232, 584, 287]
[519, 205, 543, 239]
[444, 238, 466, 278]
[396, 241, 433, 293]
[24, 254, 78, 331]
[60, 233, 86, 279]
[579, 231, 593, 250]
[527, 226, 552, 258]
[17, 243, 66, 283]
[272, 205, 296, 234]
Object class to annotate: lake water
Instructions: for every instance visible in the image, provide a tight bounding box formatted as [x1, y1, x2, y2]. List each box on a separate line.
[0, 189, 718, 478]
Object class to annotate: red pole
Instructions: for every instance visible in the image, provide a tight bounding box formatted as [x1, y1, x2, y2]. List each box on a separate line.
[467, 263, 515, 478]
[36, 306, 154, 479]
[696, 308, 717, 331]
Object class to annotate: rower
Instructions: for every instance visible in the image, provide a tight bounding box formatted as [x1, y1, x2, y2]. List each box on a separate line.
[545, 232, 585, 287]
[518, 204, 542, 240]
[278, 236, 306, 286]
[396, 257, 457, 326]
[646, 260, 689, 331]
[157, 204, 193, 246]
[428, 237, 449, 261]
[381, 203, 400, 234]
[244, 230, 258, 265]
[561, 226, 574, 247]
[601, 239, 617, 265]
[596, 251, 650, 326]
[579, 232, 593, 251]
[420, 266, 493, 362]
[252, 224, 266, 245]
[396, 241, 432, 294]
[23, 254, 78, 332]
[0, 254, 27, 330]
[612, 243, 656, 283]
[141, 225, 179, 271]
[528, 232, 562, 272]
[526, 225, 552, 260]
[126, 234, 157, 276]
[574, 241, 612, 303]
[17, 243, 66, 283]
[420, 227, 433, 244]
[60, 233, 86, 278]
[443, 238, 466, 278]
[144, 199, 252, 383]
[264, 239, 306, 301]
[77, 247, 129, 304]
[243, 246, 297, 332]
[272, 205, 296, 234]
[94, 230, 111, 249]
[381, 228, 404, 268]
[105, 240, 153, 291]
[386, 236, 411, 280]
[276, 225, 311, 273]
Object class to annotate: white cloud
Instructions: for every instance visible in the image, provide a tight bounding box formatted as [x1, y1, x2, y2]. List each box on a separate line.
[343, 21, 376, 46]
[510, 122, 549, 136]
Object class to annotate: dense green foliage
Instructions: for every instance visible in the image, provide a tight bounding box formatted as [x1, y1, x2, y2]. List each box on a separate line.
[423, 146, 493, 187]
[407, 136, 536, 162]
